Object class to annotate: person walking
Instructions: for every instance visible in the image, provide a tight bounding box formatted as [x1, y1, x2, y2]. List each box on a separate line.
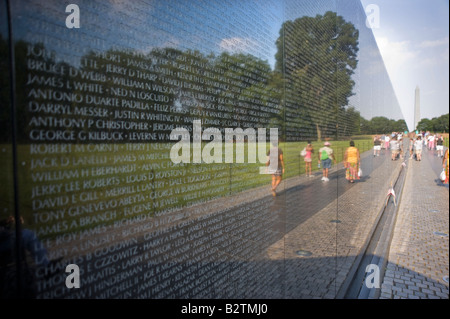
[267, 142, 285, 197]
[428, 134, 435, 150]
[443, 148, 449, 184]
[344, 141, 361, 183]
[384, 134, 390, 150]
[414, 135, 423, 161]
[436, 135, 444, 158]
[390, 135, 400, 161]
[409, 136, 415, 159]
[318, 141, 336, 182]
[399, 135, 404, 158]
[373, 135, 382, 157]
[303, 141, 314, 177]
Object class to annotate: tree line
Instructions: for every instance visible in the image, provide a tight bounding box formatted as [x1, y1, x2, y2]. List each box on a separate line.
[0, 11, 409, 143]
[416, 113, 449, 133]
[359, 116, 408, 135]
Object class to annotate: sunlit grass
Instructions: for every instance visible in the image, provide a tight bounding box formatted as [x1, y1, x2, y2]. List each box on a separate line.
[0, 138, 373, 239]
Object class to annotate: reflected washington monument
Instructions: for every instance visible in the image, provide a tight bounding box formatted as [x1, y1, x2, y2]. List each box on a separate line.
[414, 86, 421, 131]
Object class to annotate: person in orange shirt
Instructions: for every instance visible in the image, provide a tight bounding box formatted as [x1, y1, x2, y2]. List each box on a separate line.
[344, 141, 361, 183]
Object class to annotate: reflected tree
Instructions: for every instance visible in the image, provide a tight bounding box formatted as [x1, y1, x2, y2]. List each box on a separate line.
[275, 11, 359, 141]
[359, 116, 408, 134]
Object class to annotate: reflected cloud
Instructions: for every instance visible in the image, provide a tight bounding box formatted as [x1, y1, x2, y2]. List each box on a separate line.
[219, 37, 258, 54]
[420, 36, 449, 48]
[376, 37, 417, 71]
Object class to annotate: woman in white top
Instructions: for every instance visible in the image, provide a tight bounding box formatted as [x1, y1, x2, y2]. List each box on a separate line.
[414, 136, 423, 161]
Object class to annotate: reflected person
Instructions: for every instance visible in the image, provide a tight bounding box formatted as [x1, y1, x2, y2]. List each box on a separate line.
[318, 142, 336, 182]
[266, 141, 284, 197]
[1, 216, 50, 298]
[443, 148, 449, 184]
[304, 141, 314, 177]
[344, 141, 360, 183]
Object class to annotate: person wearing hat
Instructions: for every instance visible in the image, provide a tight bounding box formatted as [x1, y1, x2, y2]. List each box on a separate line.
[318, 141, 336, 182]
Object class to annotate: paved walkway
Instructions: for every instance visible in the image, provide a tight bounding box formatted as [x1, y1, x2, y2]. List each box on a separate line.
[379, 147, 449, 299]
[38, 141, 448, 299]
[265, 146, 404, 298]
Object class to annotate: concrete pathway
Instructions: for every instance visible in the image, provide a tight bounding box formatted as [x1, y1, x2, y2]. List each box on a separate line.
[379, 147, 449, 299]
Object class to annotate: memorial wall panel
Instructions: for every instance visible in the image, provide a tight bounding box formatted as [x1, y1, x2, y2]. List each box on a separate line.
[0, 0, 406, 299]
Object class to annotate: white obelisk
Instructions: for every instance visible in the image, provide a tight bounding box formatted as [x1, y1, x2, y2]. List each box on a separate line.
[414, 86, 420, 131]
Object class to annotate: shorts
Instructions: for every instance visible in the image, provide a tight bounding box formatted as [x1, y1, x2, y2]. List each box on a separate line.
[304, 158, 312, 163]
[267, 167, 282, 176]
[415, 149, 422, 155]
[374, 145, 381, 151]
[272, 169, 282, 176]
[437, 145, 444, 151]
[321, 158, 332, 169]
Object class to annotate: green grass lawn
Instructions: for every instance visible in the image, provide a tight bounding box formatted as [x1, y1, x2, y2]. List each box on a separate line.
[0, 138, 373, 239]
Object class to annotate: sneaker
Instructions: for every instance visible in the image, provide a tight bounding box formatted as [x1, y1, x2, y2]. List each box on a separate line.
[324, 177, 329, 182]
[321, 177, 325, 181]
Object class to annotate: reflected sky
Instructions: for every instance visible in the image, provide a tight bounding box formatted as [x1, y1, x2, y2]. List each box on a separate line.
[9, 0, 404, 122]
